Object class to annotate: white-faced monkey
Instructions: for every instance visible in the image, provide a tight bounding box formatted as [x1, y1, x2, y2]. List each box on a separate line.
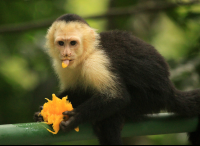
[34, 14, 200, 145]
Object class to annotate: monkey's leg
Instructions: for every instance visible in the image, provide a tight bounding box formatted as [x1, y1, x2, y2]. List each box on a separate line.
[188, 115, 200, 145]
[93, 113, 124, 145]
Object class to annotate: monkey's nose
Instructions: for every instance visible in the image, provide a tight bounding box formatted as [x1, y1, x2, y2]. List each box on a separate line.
[62, 53, 71, 57]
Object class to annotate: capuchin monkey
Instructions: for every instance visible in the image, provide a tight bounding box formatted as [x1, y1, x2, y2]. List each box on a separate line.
[34, 14, 200, 145]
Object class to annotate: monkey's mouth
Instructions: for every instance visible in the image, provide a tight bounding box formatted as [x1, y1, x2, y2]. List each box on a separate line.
[68, 60, 74, 64]
[61, 58, 73, 60]
[61, 59, 74, 68]
[69, 60, 74, 64]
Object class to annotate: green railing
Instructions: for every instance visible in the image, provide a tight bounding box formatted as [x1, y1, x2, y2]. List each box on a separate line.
[0, 113, 198, 145]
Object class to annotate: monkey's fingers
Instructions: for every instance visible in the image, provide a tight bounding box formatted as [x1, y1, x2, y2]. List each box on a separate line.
[39, 106, 43, 111]
[60, 116, 76, 132]
[62, 111, 76, 117]
[34, 111, 44, 122]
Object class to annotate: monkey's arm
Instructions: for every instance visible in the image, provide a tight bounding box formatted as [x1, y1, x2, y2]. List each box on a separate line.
[59, 87, 131, 132]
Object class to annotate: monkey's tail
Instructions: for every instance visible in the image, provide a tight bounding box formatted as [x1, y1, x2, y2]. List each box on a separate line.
[168, 89, 200, 145]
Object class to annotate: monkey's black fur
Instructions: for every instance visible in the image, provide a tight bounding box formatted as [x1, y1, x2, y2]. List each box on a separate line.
[56, 14, 89, 26]
[34, 14, 200, 145]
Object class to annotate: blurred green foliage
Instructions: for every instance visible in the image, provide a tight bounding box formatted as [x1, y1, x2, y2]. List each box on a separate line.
[0, 0, 200, 145]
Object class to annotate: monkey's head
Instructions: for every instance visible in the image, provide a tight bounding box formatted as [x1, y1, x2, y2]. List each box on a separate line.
[45, 14, 99, 68]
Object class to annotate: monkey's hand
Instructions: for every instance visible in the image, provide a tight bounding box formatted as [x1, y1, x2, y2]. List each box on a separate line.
[34, 106, 44, 122]
[60, 110, 80, 132]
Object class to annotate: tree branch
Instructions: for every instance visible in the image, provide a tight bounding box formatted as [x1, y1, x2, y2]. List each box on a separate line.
[86, 0, 200, 19]
[0, 19, 55, 34]
[0, 0, 199, 34]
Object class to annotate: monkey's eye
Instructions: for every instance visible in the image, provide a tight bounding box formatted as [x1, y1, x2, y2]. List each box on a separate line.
[70, 41, 77, 46]
[58, 41, 64, 46]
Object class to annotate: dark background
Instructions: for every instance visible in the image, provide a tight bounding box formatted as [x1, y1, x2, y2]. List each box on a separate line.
[0, 0, 200, 144]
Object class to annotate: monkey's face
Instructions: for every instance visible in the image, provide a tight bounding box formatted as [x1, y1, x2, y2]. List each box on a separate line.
[54, 29, 83, 68]
[46, 21, 97, 69]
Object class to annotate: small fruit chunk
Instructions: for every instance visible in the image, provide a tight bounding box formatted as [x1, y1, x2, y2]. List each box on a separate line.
[62, 60, 69, 68]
